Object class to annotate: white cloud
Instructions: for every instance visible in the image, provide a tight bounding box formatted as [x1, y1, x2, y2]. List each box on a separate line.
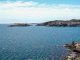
[0, 1, 80, 23]
[0, 1, 38, 8]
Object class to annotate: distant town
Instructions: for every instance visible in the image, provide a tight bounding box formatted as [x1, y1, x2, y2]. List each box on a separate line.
[37, 19, 80, 27]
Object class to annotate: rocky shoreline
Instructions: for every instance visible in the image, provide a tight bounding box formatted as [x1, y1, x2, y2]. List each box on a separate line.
[64, 41, 80, 60]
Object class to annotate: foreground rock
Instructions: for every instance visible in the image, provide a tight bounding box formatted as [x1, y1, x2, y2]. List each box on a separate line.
[9, 23, 31, 27]
[64, 41, 80, 60]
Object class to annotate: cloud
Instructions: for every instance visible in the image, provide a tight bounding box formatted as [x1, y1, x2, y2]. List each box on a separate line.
[0, 1, 38, 8]
[0, 1, 80, 23]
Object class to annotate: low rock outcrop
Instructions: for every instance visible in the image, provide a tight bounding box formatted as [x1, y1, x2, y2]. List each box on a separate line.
[9, 23, 31, 27]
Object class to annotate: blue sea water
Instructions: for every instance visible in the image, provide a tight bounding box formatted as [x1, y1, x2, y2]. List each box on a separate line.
[0, 24, 80, 60]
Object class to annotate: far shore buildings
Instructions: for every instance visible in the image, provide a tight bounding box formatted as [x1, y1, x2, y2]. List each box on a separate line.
[51, 21, 80, 26]
[38, 20, 80, 26]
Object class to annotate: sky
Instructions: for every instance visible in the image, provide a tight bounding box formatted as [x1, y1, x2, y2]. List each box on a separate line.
[0, 0, 80, 23]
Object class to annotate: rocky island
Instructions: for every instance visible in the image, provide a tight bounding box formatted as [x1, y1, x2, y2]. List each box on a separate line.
[9, 23, 31, 27]
[37, 19, 80, 27]
[64, 41, 80, 60]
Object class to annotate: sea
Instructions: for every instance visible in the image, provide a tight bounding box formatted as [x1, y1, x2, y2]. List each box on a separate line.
[0, 24, 80, 60]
